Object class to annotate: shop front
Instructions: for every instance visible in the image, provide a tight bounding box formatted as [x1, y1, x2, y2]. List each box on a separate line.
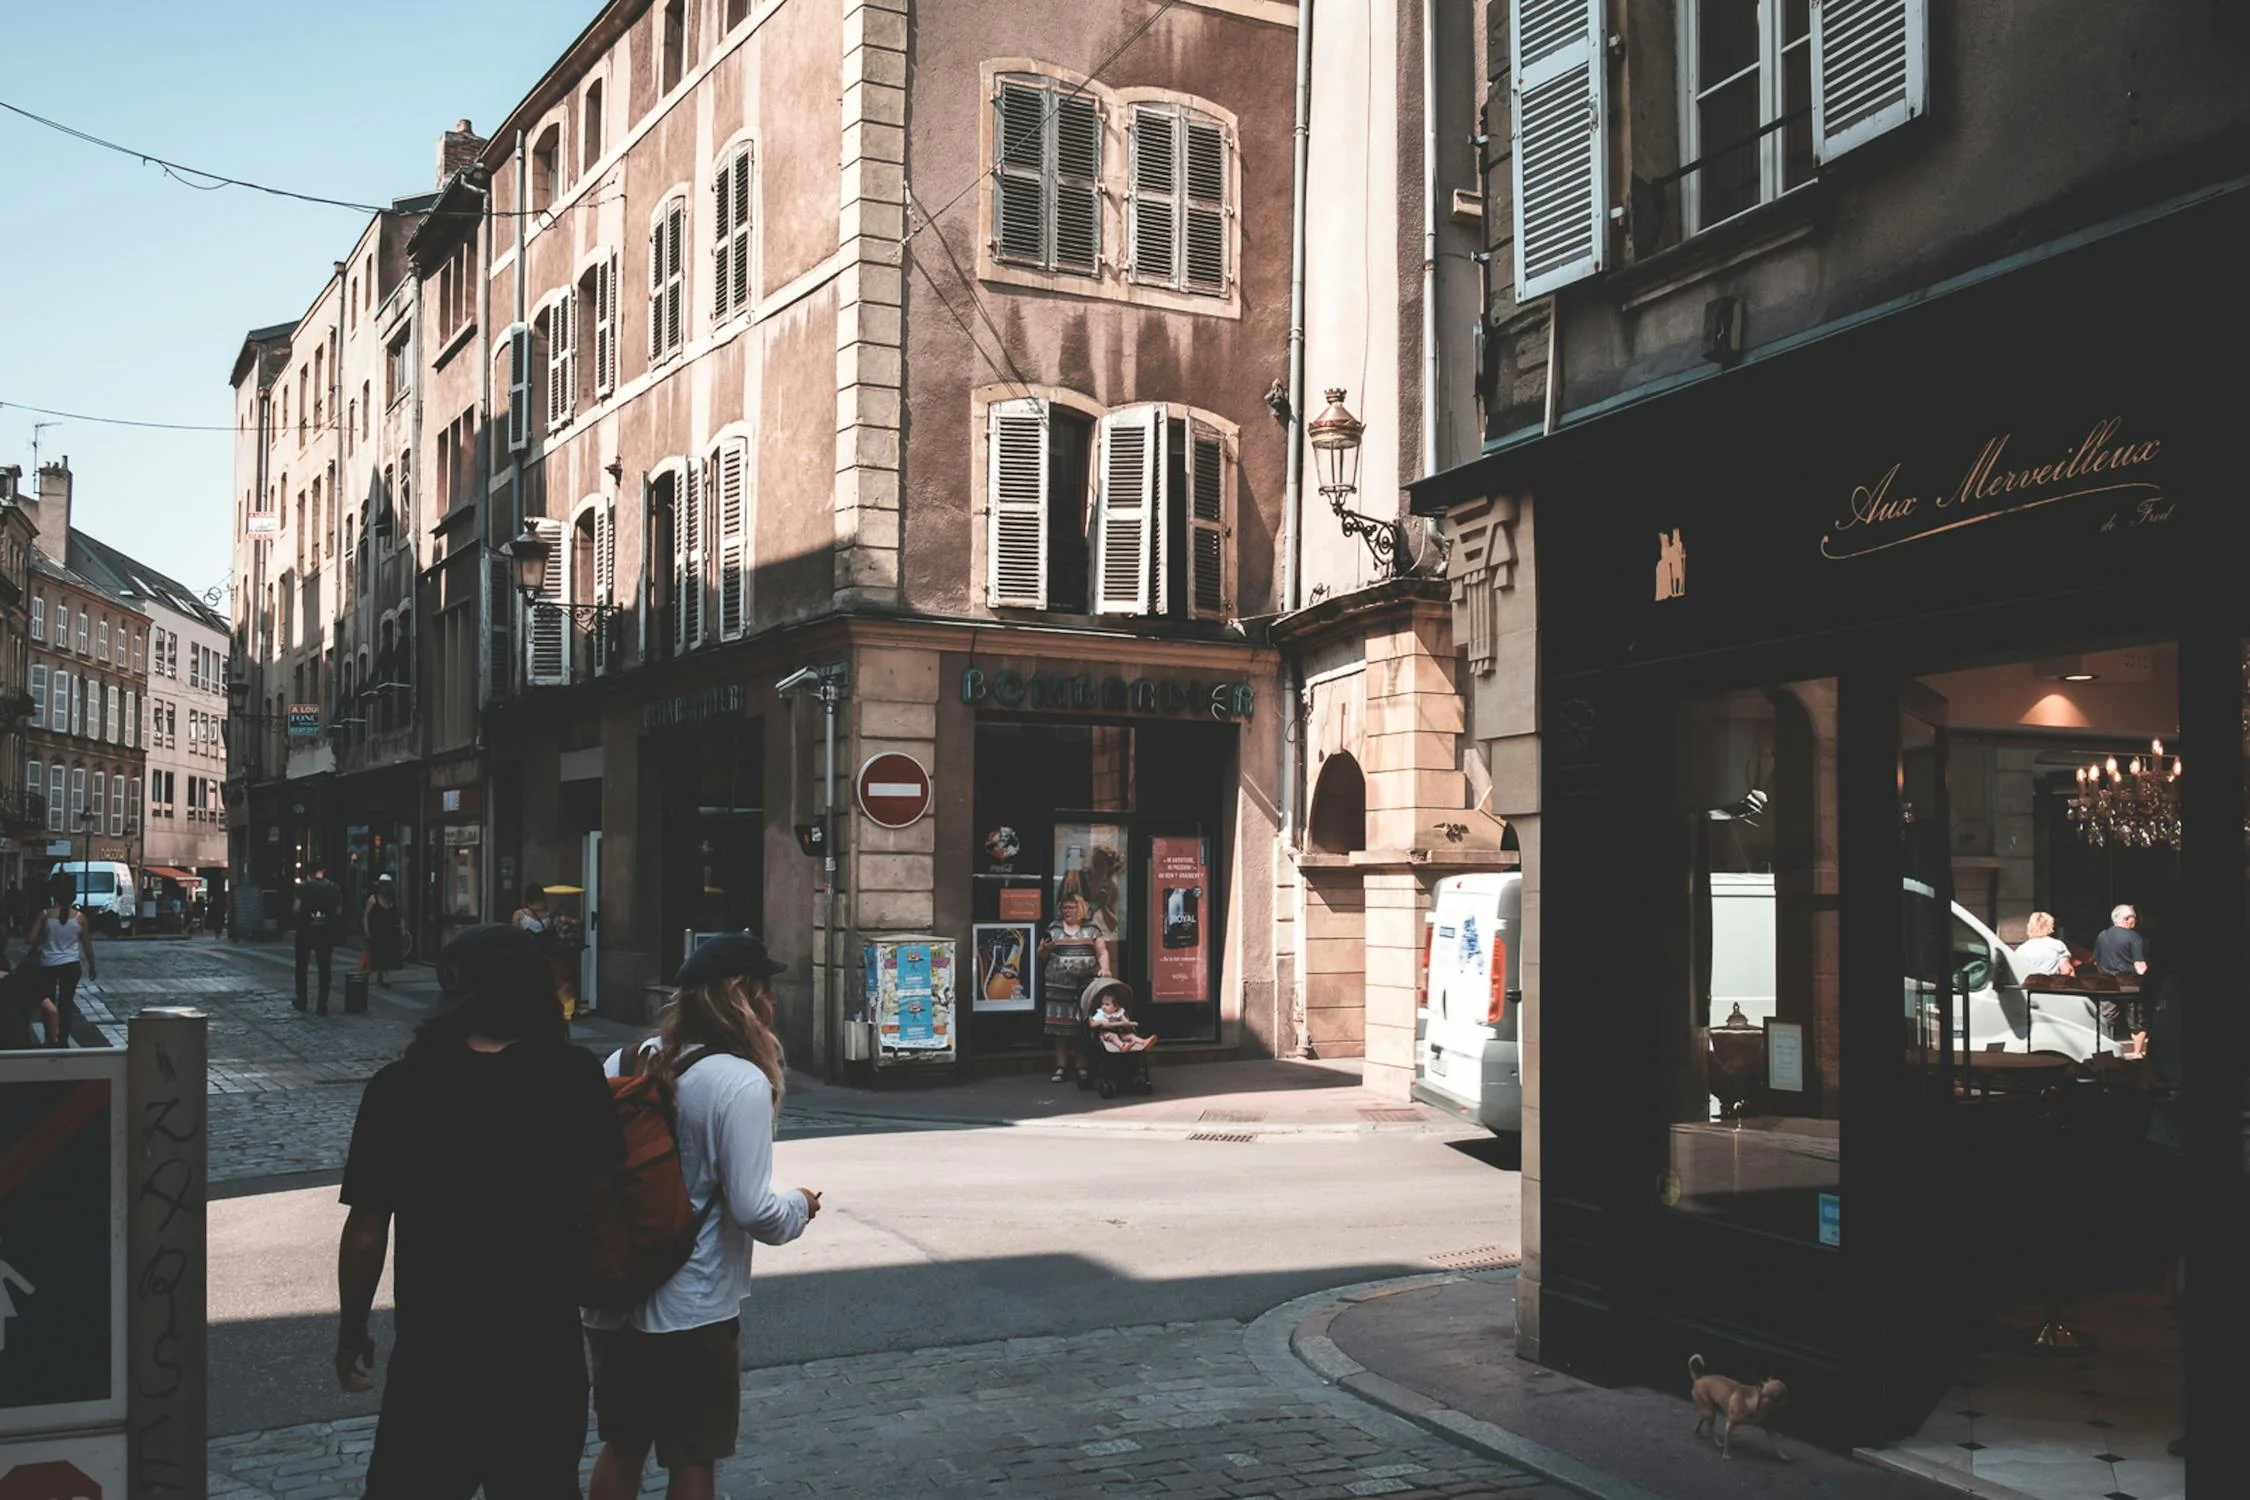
[1491, 188, 2244, 1490]
[423, 763, 486, 954]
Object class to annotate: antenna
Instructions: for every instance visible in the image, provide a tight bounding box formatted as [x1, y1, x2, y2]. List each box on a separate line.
[29, 421, 59, 475]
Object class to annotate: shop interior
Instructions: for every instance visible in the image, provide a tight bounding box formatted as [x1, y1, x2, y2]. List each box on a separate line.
[1675, 645, 2189, 1500]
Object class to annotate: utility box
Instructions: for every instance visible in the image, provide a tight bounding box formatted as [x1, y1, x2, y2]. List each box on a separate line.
[862, 936, 956, 1067]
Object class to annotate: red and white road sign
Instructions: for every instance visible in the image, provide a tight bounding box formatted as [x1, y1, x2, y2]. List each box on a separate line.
[855, 753, 932, 829]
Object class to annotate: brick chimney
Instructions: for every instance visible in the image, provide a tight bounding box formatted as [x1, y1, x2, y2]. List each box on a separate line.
[30, 459, 71, 564]
[437, 119, 486, 188]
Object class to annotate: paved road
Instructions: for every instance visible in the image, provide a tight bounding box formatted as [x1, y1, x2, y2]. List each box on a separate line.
[87, 939, 1538, 1498]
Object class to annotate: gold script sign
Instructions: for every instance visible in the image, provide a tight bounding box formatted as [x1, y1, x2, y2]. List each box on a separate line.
[1821, 417, 2164, 561]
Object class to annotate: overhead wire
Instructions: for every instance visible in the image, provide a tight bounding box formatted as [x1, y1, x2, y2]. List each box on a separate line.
[0, 398, 347, 436]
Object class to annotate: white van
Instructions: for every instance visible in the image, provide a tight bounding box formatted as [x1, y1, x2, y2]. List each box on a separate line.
[50, 860, 137, 936]
[1413, 872, 1522, 1136]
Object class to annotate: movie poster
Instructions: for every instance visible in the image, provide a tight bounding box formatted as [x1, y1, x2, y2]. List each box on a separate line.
[972, 923, 1036, 1012]
[1148, 837, 1209, 1001]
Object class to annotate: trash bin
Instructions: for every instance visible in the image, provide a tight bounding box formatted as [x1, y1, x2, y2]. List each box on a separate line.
[344, 972, 370, 1016]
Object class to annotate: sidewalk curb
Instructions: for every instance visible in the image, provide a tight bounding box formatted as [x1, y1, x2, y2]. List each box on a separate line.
[782, 1100, 1464, 1137]
[1246, 1271, 1669, 1500]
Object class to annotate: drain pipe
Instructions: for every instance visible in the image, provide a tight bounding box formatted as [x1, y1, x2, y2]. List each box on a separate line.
[1281, 0, 1315, 1060]
[1421, 0, 1440, 484]
[820, 670, 842, 1080]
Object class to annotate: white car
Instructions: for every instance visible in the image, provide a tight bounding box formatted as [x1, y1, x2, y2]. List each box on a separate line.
[1413, 872, 1522, 1136]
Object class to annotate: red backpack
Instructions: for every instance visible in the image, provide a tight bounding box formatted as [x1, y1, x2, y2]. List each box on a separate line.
[580, 1047, 713, 1311]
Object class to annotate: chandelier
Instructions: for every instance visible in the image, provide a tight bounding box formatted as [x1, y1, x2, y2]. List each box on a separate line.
[2068, 739, 2181, 850]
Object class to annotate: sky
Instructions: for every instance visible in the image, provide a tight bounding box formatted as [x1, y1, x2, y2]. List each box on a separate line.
[1, 1, 596, 604]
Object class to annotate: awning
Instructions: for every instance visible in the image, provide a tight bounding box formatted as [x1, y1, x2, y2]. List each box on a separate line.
[146, 866, 202, 885]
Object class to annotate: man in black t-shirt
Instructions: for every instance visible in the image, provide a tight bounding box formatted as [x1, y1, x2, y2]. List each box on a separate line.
[2093, 903, 2151, 1055]
[293, 866, 343, 1014]
[336, 924, 625, 1499]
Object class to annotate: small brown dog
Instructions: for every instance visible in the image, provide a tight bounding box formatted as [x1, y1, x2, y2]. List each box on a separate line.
[1688, 1354, 1789, 1460]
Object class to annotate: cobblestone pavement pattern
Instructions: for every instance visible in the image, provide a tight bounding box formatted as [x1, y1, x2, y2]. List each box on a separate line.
[208, 1320, 1565, 1499]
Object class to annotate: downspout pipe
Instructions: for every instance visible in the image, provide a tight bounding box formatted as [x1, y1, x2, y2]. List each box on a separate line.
[1280, 0, 1315, 1061]
[1421, 0, 1440, 485]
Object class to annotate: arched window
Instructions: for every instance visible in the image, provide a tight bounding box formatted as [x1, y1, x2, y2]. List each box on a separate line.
[1309, 753, 1367, 854]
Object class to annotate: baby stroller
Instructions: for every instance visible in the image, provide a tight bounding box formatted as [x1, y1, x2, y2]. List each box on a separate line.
[1077, 977, 1154, 1099]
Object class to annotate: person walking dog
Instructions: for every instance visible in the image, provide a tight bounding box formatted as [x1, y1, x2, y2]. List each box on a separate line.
[334, 923, 625, 1498]
[586, 934, 822, 1500]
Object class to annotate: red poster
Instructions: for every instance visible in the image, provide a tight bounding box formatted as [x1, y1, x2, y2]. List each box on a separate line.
[1148, 837, 1210, 1001]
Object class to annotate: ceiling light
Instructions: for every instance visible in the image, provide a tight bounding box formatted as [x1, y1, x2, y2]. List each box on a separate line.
[2060, 672, 2097, 682]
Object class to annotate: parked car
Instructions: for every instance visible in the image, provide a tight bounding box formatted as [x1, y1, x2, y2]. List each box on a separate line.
[1413, 872, 1523, 1137]
[50, 859, 138, 936]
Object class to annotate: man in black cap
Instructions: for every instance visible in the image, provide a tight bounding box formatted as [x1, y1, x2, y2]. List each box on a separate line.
[335, 923, 624, 1498]
[293, 863, 344, 1014]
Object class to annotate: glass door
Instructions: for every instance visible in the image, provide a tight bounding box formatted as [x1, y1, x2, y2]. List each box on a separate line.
[1899, 683, 1957, 1097]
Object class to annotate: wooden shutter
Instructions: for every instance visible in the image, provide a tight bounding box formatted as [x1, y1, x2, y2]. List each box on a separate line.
[1182, 118, 1228, 294]
[1094, 406, 1159, 615]
[594, 499, 618, 674]
[546, 295, 574, 427]
[596, 252, 619, 394]
[993, 81, 1048, 264]
[1509, 0, 1607, 298]
[1185, 418, 1230, 619]
[986, 398, 1049, 608]
[1814, 0, 1928, 162]
[1129, 106, 1177, 284]
[648, 216, 664, 360]
[1053, 95, 1102, 274]
[675, 459, 705, 651]
[664, 200, 685, 354]
[526, 516, 569, 686]
[28, 665, 43, 729]
[729, 147, 752, 313]
[506, 324, 531, 451]
[716, 439, 748, 640]
[713, 154, 735, 318]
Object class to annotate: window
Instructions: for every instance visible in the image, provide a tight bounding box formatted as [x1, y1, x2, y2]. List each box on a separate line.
[583, 80, 605, 168]
[106, 685, 119, 744]
[25, 761, 40, 819]
[531, 124, 563, 212]
[53, 671, 69, 735]
[347, 398, 357, 453]
[349, 275, 359, 330]
[29, 665, 45, 729]
[993, 76, 1101, 276]
[1679, 0, 1814, 231]
[69, 767, 84, 827]
[113, 625, 126, 667]
[361, 381, 371, 440]
[506, 323, 532, 451]
[98, 618, 108, 659]
[985, 399, 1094, 612]
[89, 772, 103, 832]
[128, 777, 142, 829]
[110, 773, 124, 835]
[672, 460, 705, 653]
[660, 0, 686, 94]
[1128, 105, 1230, 295]
[1091, 405, 1234, 619]
[313, 345, 325, 428]
[298, 366, 309, 442]
[125, 689, 136, 749]
[540, 294, 576, 430]
[710, 439, 749, 639]
[132, 628, 144, 673]
[649, 199, 686, 362]
[712, 144, 753, 321]
[47, 765, 63, 832]
[75, 609, 87, 653]
[524, 516, 569, 687]
[386, 334, 411, 405]
[582, 254, 621, 398]
[29, 594, 42, 641]
[727, 0, 749, 26]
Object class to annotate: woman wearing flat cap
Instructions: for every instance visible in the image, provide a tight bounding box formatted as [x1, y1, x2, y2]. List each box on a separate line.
[587, 932, 824, 1500]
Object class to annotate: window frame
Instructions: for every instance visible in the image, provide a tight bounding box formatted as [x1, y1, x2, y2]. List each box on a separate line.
[1677, 0, 1818, 235]
[648, 194, 688, 365]
[1125, 102, 1233, 297]
[710, 140, 756, 324]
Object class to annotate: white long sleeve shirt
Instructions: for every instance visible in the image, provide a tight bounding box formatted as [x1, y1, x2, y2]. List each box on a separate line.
[583, 1046, 809, 1334]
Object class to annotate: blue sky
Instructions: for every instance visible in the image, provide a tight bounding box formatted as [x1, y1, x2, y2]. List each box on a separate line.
[1, 1, 594, 601]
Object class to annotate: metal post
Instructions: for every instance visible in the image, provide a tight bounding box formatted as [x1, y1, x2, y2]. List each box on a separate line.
[820, 675, 840, 1078]
[126, 1006, 207, 1500]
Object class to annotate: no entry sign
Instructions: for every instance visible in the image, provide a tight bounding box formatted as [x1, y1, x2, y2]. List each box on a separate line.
[855, 753, 932, 829]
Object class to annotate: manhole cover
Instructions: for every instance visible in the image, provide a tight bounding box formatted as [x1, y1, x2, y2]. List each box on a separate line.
[1200, 1108, 1265, 1123]
[1359, 1107, 1426, 1124]
[1187, 1131, 1258, 1143]
[1429, 1245, 1520, 1271]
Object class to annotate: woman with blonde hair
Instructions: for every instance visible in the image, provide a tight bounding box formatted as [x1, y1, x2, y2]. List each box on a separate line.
[586, 934, 823, 1500]
[2013, 911, 2074, 980]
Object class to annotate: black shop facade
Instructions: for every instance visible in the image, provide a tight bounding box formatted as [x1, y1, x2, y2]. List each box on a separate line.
[1415, 187, 2245, 1486]
[936, 637, 1277, 1072]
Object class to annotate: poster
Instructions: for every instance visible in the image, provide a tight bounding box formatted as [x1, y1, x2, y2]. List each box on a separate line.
[1051, 822, 1128, 953]
[1765, 1020, 1804, 1092]
[865, 937, 954, 1056]
[972, 924, 1036, 1012]
[1148, 837, 1210, 1001]
[996, 886, 1043, 923]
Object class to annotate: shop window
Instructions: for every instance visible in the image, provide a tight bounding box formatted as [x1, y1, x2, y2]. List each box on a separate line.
[1664, 679, 1839, 1242]
[1309, 753, 1367, 853]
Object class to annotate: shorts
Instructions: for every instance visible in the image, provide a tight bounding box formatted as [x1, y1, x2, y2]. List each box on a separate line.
[590, 1317, 742, 1468]
[365, 1331, 589, 1500]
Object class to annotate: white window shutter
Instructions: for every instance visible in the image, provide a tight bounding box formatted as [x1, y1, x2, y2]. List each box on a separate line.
[648, 218, 664, 360]
[507, 324, 531, 451]
[1182, 119, 1228, 294]
[665, 201, 685, 353]
[712, 157, 734, 318]
[1814, 0, 1928, 162]
[676, 459, 705, 651]
[596, 253, 619, 394]
[1094, 406, 1159, 615]
[1129, 106, 1177, 284]
[1509, 0, 1608, 299]
[729, 148, 752, 313]
[1053, 96, 1101, 275]
[986, 398, 1050, 608]
[547, 297, 574, 428]
[717, 440, 748, 639]
[994, 81, 1049, 264]
[1185, 418, 1230, 619]
[526, 516, 569, 686]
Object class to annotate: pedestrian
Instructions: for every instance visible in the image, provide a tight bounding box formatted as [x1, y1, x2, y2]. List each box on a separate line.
[1037, 870, 1109, 1083]
[294, 864, 343, 1015]
[359, 874, 405, 987]
[2093, 902, 2150, 1056]
[2012, 911, 2074, 978]
[514, 884, 578, 1019]
[334, 923, 626, 1499]
[26, 873, 94, 1049]
[586, 934, 822, 1500]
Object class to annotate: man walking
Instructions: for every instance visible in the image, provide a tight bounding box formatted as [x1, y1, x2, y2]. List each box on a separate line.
[2093, 902, 2150, 1057]
[334, 924, 625, 1497]
[294, 864, 342, 1014]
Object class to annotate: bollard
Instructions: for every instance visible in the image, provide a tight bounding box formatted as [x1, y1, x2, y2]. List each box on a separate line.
[126, 1008, 207, 1500]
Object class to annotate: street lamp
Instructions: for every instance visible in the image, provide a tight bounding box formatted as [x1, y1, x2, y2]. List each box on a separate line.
[500, 523, 622, 664]
[1308, 388, 1407, 575]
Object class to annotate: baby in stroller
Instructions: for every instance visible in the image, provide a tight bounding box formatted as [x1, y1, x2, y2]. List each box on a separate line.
[1079, 977, 1155, 1099]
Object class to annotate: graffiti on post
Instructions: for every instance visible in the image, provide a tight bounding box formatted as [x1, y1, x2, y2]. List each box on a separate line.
[126, 1014, 206, 1500]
